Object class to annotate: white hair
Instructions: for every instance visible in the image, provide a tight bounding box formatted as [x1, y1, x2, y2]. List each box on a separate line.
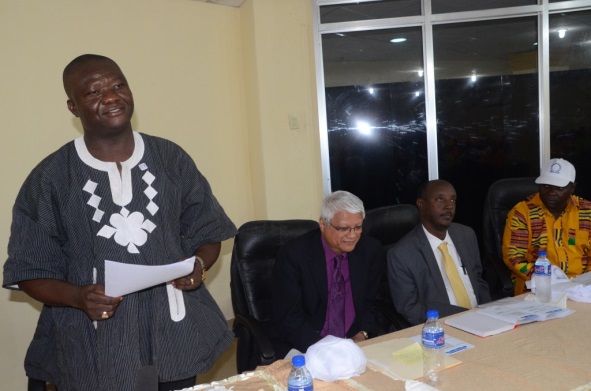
[320, 191, 365, 223]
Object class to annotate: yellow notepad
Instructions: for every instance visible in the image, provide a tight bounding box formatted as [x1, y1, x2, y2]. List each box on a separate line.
[362, 338, 462, 380]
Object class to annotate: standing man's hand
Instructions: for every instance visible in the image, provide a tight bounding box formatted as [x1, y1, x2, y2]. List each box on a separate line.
[77, 284, 123, 321]
[172, 257, 206, 291]
[19, 279, 123, 321]
[171, 242, 222, 291]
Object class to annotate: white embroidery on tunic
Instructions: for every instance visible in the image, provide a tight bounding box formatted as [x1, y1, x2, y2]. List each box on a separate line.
[93, 209, 105, 223]
[76, 132, 160, 254]
[97, 207, 156, 254]
[83, 180, 104, 223]
[143, 171, 159, 215]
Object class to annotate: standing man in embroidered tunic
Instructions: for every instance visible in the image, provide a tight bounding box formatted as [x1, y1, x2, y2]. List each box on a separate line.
[503, 158, 591, 295]
[3, 54, 237, 391]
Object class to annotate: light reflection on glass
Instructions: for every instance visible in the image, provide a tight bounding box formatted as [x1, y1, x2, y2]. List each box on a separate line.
[356, 120, 372, 135]
[322, 26, 427, 208]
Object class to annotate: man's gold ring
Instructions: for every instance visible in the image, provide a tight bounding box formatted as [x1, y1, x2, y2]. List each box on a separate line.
[101, 311, 109, 319]
[190, 277, 194, 285]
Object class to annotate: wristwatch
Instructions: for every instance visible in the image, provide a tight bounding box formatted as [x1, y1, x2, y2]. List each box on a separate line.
[360, 331, 369, 340]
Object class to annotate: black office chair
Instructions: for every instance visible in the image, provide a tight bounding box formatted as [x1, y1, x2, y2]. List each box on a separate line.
[482, 177, 538, 300]
[363, 204, 420, 332]
[230, 219, 319, 374]
[28, 379, 48, 391]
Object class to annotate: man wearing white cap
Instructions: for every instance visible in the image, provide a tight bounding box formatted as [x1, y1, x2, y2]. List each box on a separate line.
[503, 158, 591, 295]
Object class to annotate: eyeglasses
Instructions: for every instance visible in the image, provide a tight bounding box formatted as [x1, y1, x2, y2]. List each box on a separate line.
[329, 222, 363, 234]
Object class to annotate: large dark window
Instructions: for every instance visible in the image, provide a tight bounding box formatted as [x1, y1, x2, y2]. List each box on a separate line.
[326, 82, 427, 209]
[432, 0, 535, 14]
[550, 10, 591, 199]
[317, 0, 591, 235]
[433, 17, 540, 233]
[323, 27, 426, 209]
[320, 0, 420, 24]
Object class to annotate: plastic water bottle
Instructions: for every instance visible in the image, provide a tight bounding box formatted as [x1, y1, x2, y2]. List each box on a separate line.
[534, 250, 552, 303]
[422, 309, 445, 387]
[287, 354, 313, 391]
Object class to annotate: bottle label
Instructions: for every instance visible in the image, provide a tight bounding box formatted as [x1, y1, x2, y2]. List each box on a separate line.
[287, 385, 313, 391]
[534, 263, 551, 276]
[422, 331, 444, 348]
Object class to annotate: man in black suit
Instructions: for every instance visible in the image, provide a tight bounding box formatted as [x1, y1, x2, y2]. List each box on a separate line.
[387, 180, 491, 326]
[271, 191, 382, 355]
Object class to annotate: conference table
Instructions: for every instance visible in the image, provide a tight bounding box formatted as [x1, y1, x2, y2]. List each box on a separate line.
[189, 297, 591, 391]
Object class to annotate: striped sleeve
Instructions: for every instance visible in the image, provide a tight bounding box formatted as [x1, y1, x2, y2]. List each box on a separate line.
[502, 202, 534, 279]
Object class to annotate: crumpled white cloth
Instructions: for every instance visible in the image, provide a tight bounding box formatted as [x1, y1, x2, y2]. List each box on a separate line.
[305, 335, 366, 382]
[528, 265, 570, 291]
[529, 267, 591, 303]
[405, 380, 439, 390]
[565, 284, 591, 303]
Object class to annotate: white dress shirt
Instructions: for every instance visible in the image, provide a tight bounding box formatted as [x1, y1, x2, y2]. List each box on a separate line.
[422, 226, 478, 308]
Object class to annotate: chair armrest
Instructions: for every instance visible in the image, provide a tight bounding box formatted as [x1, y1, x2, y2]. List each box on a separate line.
[374, 301, 411, 332]
[485, 255, 514, 299]
[233, 314, 276, 361]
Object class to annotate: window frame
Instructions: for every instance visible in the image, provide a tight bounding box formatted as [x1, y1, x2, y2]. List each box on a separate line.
[313, 0, 591, 195]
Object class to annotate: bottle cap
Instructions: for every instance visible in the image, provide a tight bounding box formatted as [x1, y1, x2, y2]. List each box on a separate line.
[292, 354, 305, 367]
[426, 309, 439, 319]
[538, 250, 547, 257]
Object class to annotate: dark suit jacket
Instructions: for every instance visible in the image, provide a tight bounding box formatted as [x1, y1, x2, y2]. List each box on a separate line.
[387, 223, 491, 326]
[271, 228, 382, 353]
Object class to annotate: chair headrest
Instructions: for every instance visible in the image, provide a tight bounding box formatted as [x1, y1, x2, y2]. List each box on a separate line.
[487, 177, 538, 211]
[363, 204, 420, 246]
[234, 220, 319, 258]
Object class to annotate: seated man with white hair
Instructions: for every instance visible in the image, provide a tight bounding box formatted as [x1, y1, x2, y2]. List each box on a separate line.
[271, 191, 382, 356]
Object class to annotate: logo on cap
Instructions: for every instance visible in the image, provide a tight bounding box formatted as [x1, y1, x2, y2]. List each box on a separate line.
[550, 163, 561, 174]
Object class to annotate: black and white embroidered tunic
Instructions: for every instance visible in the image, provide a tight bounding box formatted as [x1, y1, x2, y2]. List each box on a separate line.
[3, 132, 237, 390]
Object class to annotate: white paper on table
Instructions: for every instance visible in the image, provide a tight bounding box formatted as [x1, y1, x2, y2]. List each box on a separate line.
[405, 380, 440, 391]
[409, 334, 474, 355]
[478, 300, 574, 324]
[105, 257, 195, 297]
[566, 285, 591, 303]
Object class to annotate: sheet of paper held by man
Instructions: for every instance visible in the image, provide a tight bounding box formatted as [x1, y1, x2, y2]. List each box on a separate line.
[105, 257, 195, 297]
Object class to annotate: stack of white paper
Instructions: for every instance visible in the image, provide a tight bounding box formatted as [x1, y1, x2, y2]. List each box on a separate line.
[445, 300, 574, 337]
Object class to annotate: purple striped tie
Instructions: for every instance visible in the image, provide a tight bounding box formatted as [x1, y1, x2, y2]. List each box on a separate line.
[328, 254, 346, 338]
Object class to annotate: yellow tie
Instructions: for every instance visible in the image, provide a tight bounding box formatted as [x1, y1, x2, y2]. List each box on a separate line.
[438, 242, 471, 309]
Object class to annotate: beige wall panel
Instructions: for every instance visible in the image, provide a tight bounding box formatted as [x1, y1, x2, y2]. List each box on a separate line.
[0, 0, 320, 387]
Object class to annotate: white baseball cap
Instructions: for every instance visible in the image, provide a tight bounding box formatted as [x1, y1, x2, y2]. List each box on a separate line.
[535, 158, 576, 187]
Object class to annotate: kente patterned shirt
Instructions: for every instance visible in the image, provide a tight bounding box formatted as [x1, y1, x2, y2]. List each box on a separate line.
[502, 192, 591, 295]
